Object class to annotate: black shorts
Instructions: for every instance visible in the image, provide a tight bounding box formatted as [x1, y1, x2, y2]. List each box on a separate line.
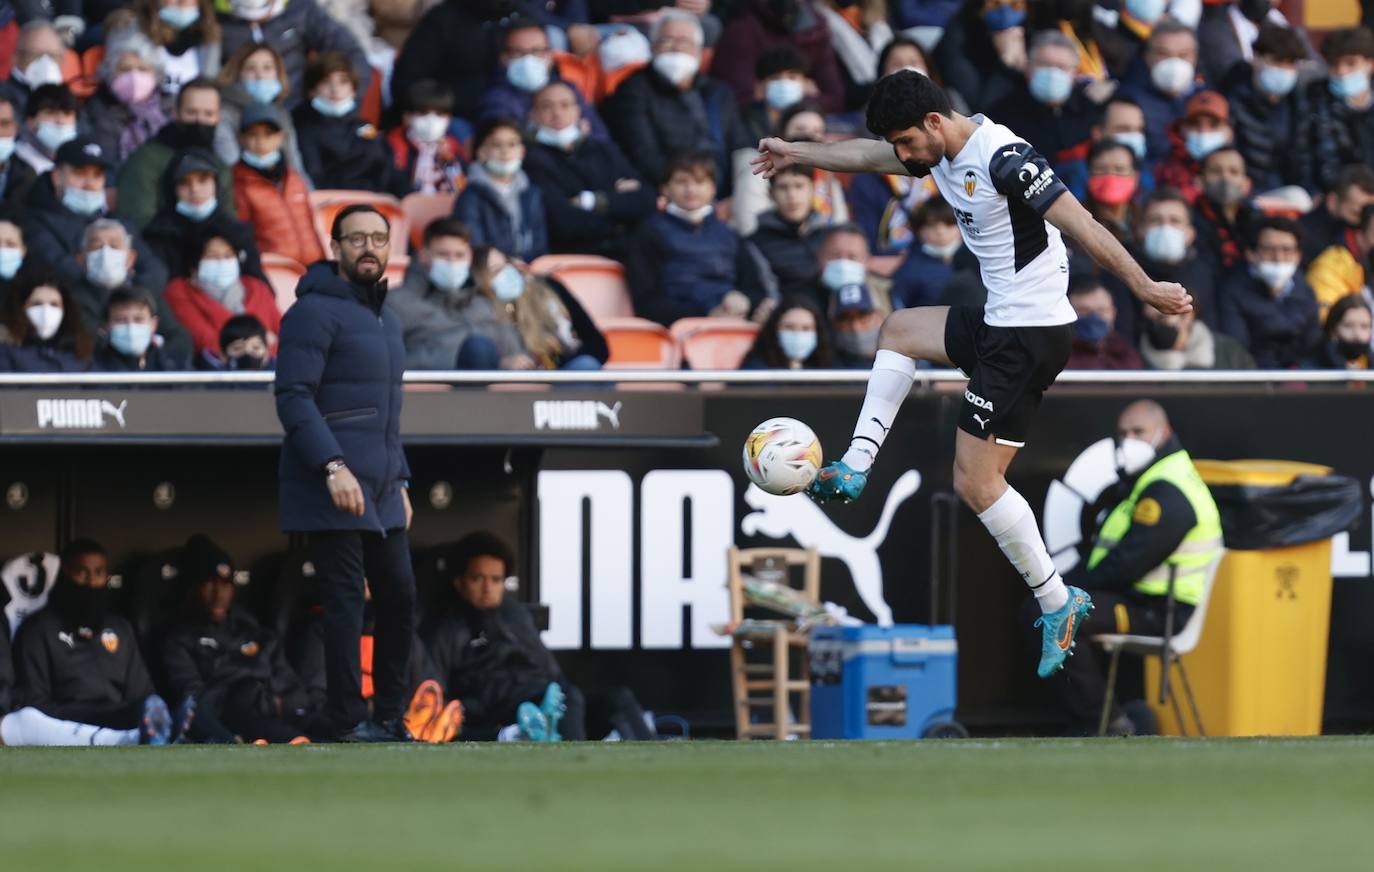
[943, 305, 1073, 447]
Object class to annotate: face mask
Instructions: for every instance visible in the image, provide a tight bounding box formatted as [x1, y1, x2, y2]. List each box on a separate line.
[21, 55, 63, 88]
[86, 246, 130, 288]
[1125, 0, 1166, 24]
[241, 149, 281, 170]
[1143, 318, 1180, 350]
[778, 329, 817, 362]
[0, 135, 13, 163]
[63, 186, 106, 216]
[1087, 174, 1138, 207]
[1185, 129, 1229, 161]
[1257, 63, 1298, 99]
[428, 258, 471, 291]
[1110, 132, 1147, 161]
[172, 121, 216, 148]
[409, 113, 449, 144]
[243, 78, 282, 105]
[1335, 339, 1369, 361]
[982, 4, 1026, 31]
[921, 239, 961, 260]
[311, 95, 355, 118]
[197, 256, 240, 292]
[835, 327, 879, 360]
[232, 0, 276, 21]
[0, 246, 22, 279]
[1150, 57, 1195, 96]
[483, 157, 522, 177]
[1143, 224, 1188, 264]
[665, 201, 714, 224]
[110, 322, 154, 358]
[159, 5, 202, 28]
[1029, 66, 1074, 105]
[176, 197, 217, 221]
[48, 575, 110, 629]
[228, 352, 267, 370]
[653, 52, 700, 86]
[1205, 179, 1247, 208]
[491, 264, 525, 301]
[1330, 70, 1372, 101]
[1115, 436, 1157, 477]
[25, 303, 62, 340]
[506, 54, 551, 93]
[765, 78, 804, 111]
[535, 123, 581, 149]
[1251, 259, 1297, 292]
[1074, 313, 1111, 343]
[111, 69, 158, 105]
[36, 121, 78, 153]
[821, 258, 866, 290]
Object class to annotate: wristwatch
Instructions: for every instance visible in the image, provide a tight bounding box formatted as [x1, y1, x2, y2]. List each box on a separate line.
[324, 459, 347, 478]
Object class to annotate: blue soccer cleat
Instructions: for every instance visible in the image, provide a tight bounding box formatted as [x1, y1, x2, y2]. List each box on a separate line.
[140, 695, 172, 746]
[807, 460, 868, 504]
[540, 682, 567, 742]
[517, 701, 551, 742]
[1033, 586, 1094, 679]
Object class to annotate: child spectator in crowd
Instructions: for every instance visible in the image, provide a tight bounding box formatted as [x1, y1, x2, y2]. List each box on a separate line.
[129, 0, 224, 101]
[387, 80, 466, 195]
[454, 116, 548, 263]
[82, 28, 168, 164]
[1300, 165, 1374, 266]
[0, 96, 37, 208]
[740, 164, 827, 306]
[889, 197, 964, 310]
[739, 45, 812, 143]
[93, 285, 187, 371]
[1081, 138, 1140, 247]
[1307, 203, 1374, 322]
[1315, 294, 1372, 370]
[218, 0, 372, 112]
[214, 42, 309, 179]
[231, 104, 323, 268]
[294, 52, 408, 197]
[1223, 25, 1308, 195]
[164, 232, 280, 358]
[477, 18, 609, 141]
[1220, 216, 1320, 369]
[0, 271, 95, 372]
[142, 149, 266, 283]
[14, 84, 78, 176]
[733, 99, 849, 237]
[1138, 299, 1255, 371]
[1065, 273, 1144, 370]
[217, 314, 273, 370]
[626, 150, 749, 326]
[1155, 90, 1231, 205]
[1305, 27, 1374, 195]
[741, 295, 833, 370]
[475, 246, 607, 371]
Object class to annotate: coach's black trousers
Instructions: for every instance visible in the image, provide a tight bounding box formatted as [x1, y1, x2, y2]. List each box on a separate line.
[309, 529, 416, 732]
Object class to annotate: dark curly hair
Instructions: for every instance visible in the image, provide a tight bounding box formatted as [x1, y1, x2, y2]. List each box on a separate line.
[866, 70, 952, 139]
[445, 531, 516, 582]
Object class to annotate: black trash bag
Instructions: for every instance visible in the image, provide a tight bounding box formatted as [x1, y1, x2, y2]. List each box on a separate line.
[1208, 474, 1364, 551]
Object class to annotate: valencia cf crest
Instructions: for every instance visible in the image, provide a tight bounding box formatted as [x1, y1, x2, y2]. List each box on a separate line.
[100, 629, 119, 654]
[240, 641, 261, 658]
[963, 171, 977, 196]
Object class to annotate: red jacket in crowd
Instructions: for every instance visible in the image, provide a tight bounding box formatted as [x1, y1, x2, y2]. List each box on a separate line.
[164, 276, 284, 357]
[232, 162, 325, 268]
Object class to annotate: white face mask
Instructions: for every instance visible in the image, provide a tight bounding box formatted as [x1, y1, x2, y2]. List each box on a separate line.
[1150, 57, 1196, 96]
[0, 135, 14, 164]
[1252, 259, 1298, 293]
[821, 258, 867, 290]
[665, 202, 714, 225]
[197, 256, 241, 293]
[921, 239, 961, 260]
[86, 246, 130, 289]
[408, 113, 449, 144]
[25, 303, 63, 340]
[1116, 436, 1158, 477]
[21, 54, 64, 88]
[483, 157, 522, 178]
[653, 51, 700, 86]
[491, 264, 525, 301]
[535, 123, 581, 149]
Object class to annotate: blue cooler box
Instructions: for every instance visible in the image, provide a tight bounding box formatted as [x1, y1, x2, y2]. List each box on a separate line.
[809, 625, 958, 740]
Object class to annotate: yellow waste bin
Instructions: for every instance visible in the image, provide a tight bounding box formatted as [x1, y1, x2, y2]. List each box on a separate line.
[1147, 460, 1338, 737]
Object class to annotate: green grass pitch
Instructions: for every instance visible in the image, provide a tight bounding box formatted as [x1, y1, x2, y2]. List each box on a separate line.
[2, 737, 1371, 870]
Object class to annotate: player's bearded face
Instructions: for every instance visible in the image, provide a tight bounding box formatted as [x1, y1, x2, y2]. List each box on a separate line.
[892, 122, 942, 177]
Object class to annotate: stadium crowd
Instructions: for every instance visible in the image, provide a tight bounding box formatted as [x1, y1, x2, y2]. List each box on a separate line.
[0, 0, 1371, 375]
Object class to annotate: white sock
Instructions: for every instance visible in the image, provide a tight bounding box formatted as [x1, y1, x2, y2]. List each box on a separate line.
[977, 487, 1068, 613]
[0, 707, 140, 746]
[496, 723, 523, 742]
[840, 350, 917, 472]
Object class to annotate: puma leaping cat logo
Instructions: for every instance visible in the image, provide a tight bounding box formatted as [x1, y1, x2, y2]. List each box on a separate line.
[973, 413, 990, 431]
[100, 400, 127, 428]
[741, 470, 921, 626]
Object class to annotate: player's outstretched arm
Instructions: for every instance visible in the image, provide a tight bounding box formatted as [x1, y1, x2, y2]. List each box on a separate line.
[1044, 194, 1193, 315]
[751, 137, 907, 178]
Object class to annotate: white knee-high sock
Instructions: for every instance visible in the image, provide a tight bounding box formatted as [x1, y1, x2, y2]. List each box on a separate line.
[977, 487, 1068, 613]
[840, 349, 917, 472]
[0, 707, 140, 746]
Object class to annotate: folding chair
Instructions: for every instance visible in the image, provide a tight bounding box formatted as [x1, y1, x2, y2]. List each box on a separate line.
[670, 318, 760, 370]
[597, 317, 680, 369]
[260, 253, 307, 313]
[529, 254, 634, 322]
[1092, 553, 1224, 737]
[727, 546, 821, 740]
[401, 191, 459, 251]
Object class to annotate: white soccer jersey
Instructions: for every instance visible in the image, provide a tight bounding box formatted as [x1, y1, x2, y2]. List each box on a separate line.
[926, 115, 1077, 328]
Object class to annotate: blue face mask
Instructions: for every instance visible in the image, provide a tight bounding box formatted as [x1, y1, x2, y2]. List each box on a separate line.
[1256, 63, 1298, 99]
[1329, 70, 1371, 101]
[110, 322, 154, 358]
[1074, 313, 1111, 343]
[158, 5, 201, 29]
[1110, 131, 1147, 161]
[1028, 66, 1074, 105]
[982, 4, 1025, 31]
[765, 78, 804, 111]
[778, 329, 817, 362]
[506, 55, 551, 93]
[62, 186, 106, 216]
[0, 246, 22, 279]
[243, 78, 282, 105]
[1185, 129, 1229, 161]
[241, 149, 281, 170]
[429, 258, 471, 292]
[492, 264, 525, 301]
[176, 197, 217, 221]
[311, 95, 355, 118]
[1125, 0, 1166, 23]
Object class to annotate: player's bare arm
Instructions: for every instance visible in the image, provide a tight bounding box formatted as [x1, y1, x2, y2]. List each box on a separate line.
[751, 137, 906, 178]
[1044, 194, 1193, 315]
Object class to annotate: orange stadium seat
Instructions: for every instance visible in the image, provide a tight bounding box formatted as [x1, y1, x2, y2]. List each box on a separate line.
[598, 317, 680, 369]
[309, 190, 407, 260]
[401, 191, 459, 251]
[554, 51, 599, 104]
[597, 62, 644, 103]
[359, 67, 383, 128]
[63, 48, 95, 99]
[529, 254, 634, 322]
[671, 318, 760, 370]
[0, 22, 17, 79]
[261, 253, 307, 313]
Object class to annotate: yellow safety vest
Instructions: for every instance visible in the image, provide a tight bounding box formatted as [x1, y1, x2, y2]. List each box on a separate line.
[1087, 449, 1223, 607]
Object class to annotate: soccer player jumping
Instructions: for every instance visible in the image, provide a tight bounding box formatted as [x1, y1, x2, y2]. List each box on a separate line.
[752, 72, 1193, 678]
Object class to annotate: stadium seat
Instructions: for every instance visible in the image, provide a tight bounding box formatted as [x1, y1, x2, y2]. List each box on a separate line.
[1092, 553, 1224, 737]
[867, 254, 904, 277]
[77, 45, 103, 98]
[261, 253, 307, 313]
[0, 21, 16, 79]
[670, 317, 759, 370]
[308, 190, 408, 261]
[529, 254, 634, 322]
[597, 317, 680, 369]
[62, 47, 95, 99]
[553, 51, 599, 104]
[401, 191, 459, 251]
[359, 67, 383, 128]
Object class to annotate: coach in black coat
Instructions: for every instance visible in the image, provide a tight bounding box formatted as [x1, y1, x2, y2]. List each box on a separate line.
[274, 205, 416, 742]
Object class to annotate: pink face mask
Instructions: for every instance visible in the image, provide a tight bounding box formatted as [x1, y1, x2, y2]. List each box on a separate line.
[111, 69, 159, 105]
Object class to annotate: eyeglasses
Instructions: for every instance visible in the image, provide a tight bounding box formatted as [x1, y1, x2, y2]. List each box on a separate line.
[337, 232, 390, 249]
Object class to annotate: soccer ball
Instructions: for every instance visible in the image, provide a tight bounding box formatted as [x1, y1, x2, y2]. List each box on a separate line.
[742, 417, 823, 496]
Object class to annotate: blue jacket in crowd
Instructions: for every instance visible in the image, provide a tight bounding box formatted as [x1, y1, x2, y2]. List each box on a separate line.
[1218, 268, 1321, 370]
[626, 211, 742, 326]
[274, 261, 410, 534]
[1118, 73, 1196, 168]
[453, 166, 549, 263]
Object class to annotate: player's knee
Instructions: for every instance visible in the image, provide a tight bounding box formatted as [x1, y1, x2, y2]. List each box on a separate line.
[952, 460, 1003, 513]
